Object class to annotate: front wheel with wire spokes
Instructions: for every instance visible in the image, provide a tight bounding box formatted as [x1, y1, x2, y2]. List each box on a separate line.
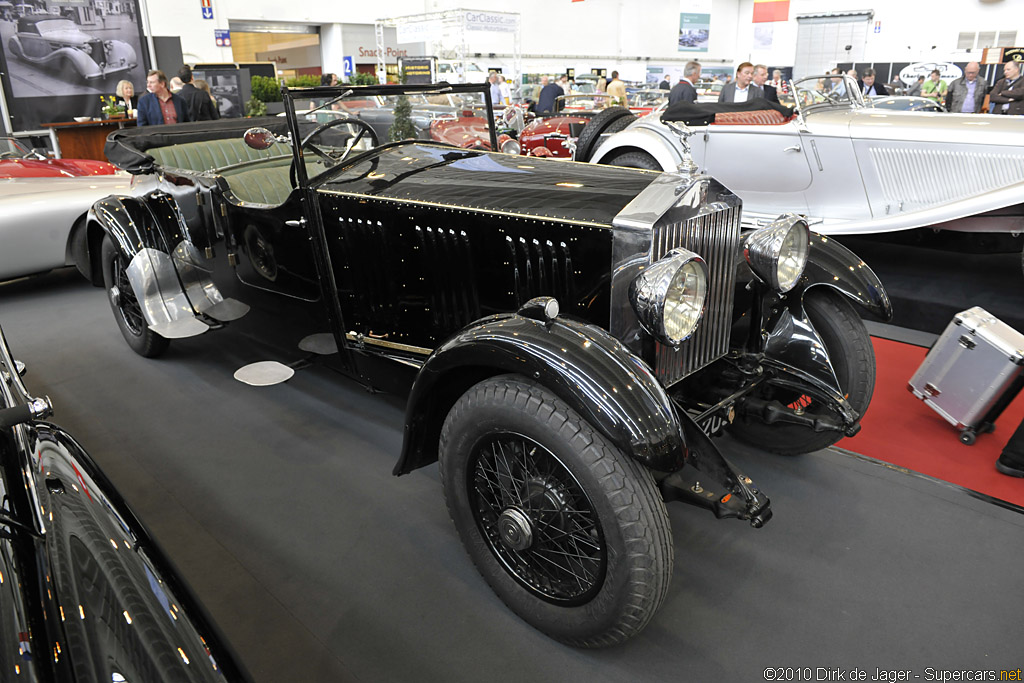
[101, 235, 169, 358]
[439, 375, 673, 648]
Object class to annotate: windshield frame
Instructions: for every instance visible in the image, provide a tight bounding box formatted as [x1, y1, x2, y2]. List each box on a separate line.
[790, 74, 867, 114]
[282, 82, 498, 189]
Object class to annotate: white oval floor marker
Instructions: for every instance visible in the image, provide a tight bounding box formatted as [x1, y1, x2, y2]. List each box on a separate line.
[234, 361, 295, 386]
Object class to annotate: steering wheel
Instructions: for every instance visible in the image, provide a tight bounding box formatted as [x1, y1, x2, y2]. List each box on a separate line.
[0, 151, 19, 159]
[290, 115, 380, 187]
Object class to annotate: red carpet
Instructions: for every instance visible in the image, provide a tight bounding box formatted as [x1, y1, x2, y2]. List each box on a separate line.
[838, 337, 1024, 507]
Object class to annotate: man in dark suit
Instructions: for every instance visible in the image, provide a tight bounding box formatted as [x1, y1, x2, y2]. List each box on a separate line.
[860, 68, 887, 97]
[668, 61, 701, 105]
[753, 64, 779, 103]
[536, 76, 564, 114]
[718, 62, 762, 103]
[720, 62, 761, 102]
[137, 70, 190, 126]
[659, 75, 671, 91]
[177, 66, 220, 121]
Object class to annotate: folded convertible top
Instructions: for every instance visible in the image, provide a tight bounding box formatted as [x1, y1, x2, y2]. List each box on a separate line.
[661, 99, 794, 126]
[104, 117, 291, 174]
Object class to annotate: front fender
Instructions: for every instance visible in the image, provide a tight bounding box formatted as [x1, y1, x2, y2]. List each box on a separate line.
[89, 194, 211, 338]
[89, 194, 173, 262]
[795, 232, 892, 320]
[52, 46, 96, 78]
[394, 311, 688, 476]
[588, 124, 680, 170]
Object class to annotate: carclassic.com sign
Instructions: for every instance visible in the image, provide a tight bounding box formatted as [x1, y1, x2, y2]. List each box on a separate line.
[464, 11, 519, 33]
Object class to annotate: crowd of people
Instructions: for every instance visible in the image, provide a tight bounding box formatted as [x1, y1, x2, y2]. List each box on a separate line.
[114, 66, 223, 126]
[824, 60, 1022, 114]
[120, 56, 1023, 127]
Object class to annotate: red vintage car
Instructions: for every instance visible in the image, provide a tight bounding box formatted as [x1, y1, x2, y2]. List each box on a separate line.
[430, 100, 595, 159]
[0, 136, 116, 178]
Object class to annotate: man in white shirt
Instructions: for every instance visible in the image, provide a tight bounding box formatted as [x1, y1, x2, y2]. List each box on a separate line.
[718, 62, 761, 103]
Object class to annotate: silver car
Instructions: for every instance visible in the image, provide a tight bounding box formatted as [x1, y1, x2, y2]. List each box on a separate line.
[0, 169, 133, 283]
[584, 74, 1024, 243]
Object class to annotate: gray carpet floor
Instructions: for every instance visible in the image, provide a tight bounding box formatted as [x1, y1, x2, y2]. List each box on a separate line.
[3, 268, 1022, 682]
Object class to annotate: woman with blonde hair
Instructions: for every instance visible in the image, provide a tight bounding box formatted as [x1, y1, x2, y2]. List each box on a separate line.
[114, 79, 138, 115]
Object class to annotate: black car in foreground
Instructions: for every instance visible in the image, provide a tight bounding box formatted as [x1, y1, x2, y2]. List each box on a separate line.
[81, 82, 891, 647]
[0, 323, 252, 682]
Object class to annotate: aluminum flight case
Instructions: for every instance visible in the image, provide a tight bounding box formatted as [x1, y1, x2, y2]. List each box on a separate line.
[908, 306, 1024, 445]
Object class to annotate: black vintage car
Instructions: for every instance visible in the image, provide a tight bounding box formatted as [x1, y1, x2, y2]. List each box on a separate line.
[0, 323, 252, 682]
[82, 83, 891, 647]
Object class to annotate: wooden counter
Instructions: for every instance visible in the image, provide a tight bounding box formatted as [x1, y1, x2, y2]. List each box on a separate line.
[41, 118, 137, 162]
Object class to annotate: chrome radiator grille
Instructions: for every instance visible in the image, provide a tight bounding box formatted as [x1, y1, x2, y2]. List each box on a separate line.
[653, 205, 740, 386]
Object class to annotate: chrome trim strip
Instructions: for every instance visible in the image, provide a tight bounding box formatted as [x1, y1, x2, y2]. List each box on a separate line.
[318, 189, 614, 229]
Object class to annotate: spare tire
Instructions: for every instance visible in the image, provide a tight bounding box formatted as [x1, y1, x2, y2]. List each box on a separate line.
[573, 106, 636, 162]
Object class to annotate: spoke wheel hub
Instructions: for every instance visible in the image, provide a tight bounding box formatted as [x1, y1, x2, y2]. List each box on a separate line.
[469, 433, 606, 605]
[497, 508, 533, 551]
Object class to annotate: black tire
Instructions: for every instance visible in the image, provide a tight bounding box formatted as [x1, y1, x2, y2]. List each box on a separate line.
[573, 106, 634, 162]
[101, 235, 169, 358]
[439, 375, 673, 648]
[604, 149, 662, 171]
[729, 289, 876, 455]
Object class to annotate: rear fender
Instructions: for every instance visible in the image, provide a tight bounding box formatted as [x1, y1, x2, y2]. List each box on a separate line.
[394, 308, 688, 476]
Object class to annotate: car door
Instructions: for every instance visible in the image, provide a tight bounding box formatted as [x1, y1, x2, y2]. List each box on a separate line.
[700, 121, 811, 218]
[20, 22, 47, 59]
[795, 110, 872, 224]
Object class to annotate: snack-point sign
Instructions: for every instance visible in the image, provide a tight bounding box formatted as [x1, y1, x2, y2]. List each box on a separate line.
[201, 0, 212, 20]
[215, 29, 230, 47]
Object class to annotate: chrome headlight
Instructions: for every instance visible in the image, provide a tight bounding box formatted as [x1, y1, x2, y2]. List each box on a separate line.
[629, 248, 708, 346]
[743, 214, 809, 293]
[500, 138, 520, 155]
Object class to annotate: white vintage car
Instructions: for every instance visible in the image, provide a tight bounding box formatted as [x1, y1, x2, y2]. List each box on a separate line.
[584, 74, 1024, 243]
[0, 171, 134, 283]
[8, 16, 137, 81]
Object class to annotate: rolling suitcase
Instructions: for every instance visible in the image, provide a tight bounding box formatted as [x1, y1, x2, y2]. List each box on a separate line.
[908, 306, 1024, 445]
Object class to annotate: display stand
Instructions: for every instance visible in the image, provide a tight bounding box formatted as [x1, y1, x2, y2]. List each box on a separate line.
[41, 118, 137, 161]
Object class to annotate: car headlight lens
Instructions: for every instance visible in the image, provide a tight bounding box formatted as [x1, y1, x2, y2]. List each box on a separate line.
[629, 248, 708, 346]
[500, 138, 520, 155]
[743, 214, 810, 293]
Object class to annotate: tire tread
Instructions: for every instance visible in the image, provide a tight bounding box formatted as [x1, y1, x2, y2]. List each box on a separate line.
[439, 375, 672, 648]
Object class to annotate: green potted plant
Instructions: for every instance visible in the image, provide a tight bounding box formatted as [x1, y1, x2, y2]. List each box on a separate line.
[245, 97, 268, 117]
[100, 95, 126, 119]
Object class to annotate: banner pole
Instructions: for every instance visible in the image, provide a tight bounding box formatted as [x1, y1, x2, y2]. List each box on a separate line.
[138, 0, 159, 70]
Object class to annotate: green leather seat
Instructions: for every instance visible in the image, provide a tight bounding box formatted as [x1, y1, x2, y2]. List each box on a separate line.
[222, 159, 326, 206]
[149, 139, 279, 172]
[224, 166, 294, 206]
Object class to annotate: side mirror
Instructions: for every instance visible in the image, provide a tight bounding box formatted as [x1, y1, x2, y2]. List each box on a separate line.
[243, 127, 277, 150]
